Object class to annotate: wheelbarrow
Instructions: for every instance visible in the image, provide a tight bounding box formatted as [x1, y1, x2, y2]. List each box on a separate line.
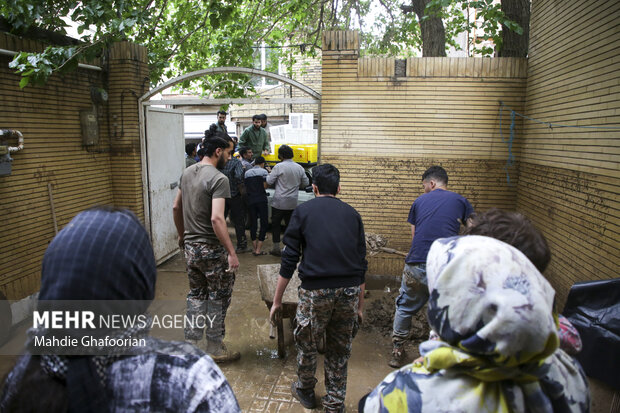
[257, 264, 301, 358]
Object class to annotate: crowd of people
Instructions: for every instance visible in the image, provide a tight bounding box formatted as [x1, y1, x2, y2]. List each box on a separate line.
[0, 114, 591, 412]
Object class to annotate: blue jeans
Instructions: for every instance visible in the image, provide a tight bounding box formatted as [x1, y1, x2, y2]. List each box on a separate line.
[392, 263, 429, 344]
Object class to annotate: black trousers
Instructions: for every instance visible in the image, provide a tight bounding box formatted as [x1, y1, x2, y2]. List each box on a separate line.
[271, 207, 293, 243]
[248, 201, 269, 241]
[225, 194, 247, 247]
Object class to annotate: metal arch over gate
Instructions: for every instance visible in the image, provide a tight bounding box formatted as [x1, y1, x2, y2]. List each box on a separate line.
[138, 67, 321, 263]
[140, 67, 321, 104]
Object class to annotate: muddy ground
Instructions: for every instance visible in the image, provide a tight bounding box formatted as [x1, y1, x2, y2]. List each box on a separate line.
[1, 229, 613, 412]
[0, 232, 425, 412]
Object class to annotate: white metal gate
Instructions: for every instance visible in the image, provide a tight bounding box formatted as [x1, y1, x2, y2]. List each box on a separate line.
[145, 107, 185, 263]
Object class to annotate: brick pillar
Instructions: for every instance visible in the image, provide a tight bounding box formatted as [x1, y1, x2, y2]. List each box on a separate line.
[107, 42, 149, 221]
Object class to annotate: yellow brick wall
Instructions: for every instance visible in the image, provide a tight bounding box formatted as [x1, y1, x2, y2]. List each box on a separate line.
[516, 0, 620, 307]
[107, 42, 149, 221]
[320, 31, 527, 275]
[291, 53, 321, 116]
[0, 32, 113, 300]
[0, 35, 148, 301]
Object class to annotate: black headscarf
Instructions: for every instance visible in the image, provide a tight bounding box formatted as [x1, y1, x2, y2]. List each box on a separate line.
[37, 207, 156, 412]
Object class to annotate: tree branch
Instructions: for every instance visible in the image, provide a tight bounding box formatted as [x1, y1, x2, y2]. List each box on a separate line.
[147, 0, 168, 43]
[165, 13, 209, 60]
[256, 0, 323, 44]
[378, 0, 395, 22]
[55, 38, 107, 72]
[243, 0, 262, 40]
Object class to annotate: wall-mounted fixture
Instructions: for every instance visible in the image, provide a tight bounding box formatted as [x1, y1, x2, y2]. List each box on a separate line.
[0, 129, 24, 177]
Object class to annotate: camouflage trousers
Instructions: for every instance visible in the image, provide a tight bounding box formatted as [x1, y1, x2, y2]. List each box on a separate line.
[294, 286, 361, 411]
[184, 241, 235, 341]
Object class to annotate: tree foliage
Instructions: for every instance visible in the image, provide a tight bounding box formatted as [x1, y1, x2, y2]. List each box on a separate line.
[1, 0, 528, 93]
[419, 0, 525, 56]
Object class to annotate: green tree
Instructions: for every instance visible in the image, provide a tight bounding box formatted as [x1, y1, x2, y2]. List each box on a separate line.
[401, 0, 528, 57]
[1, 0, 528, 91]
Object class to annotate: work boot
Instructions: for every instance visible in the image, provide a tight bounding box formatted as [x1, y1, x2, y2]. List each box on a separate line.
[291, 381, 317, 409]
[206, 340, 241, 363]
[388, 345, 406, 368]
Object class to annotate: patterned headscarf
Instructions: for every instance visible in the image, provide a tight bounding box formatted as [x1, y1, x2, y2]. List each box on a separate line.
[363, 236, 589, 413]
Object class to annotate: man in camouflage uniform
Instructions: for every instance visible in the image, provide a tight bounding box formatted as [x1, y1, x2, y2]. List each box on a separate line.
[270, 164, 367, 413]
[173, 131, 241, 363]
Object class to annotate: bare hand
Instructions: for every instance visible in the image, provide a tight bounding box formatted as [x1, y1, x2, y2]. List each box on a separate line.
[227, 253, 239, 272]
[263, 149, 270, 155]
[270, 303, 282, 326]
[178, 235, 184, 250]
[357, 310, 364, 325]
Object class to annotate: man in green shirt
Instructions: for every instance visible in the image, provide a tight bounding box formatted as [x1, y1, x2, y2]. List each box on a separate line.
[239, 114, 270, 159]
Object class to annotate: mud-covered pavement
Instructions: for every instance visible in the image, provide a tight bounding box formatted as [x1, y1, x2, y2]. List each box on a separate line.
[1, 232, 614, 412]
[156, 242, 421, 412]
[0, 231, 424, 412]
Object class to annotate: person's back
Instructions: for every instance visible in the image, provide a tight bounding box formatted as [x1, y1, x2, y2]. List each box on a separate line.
[244, 163, 268, 206]
[271, 164, 366, 412]
[281, 196, 366, 289]
[268, 160, 308, 210]
[266, 144, 309, 256]
[180, 162, 229, 243]
[390, 165, 473, 368]
[405, 188, 472, 263]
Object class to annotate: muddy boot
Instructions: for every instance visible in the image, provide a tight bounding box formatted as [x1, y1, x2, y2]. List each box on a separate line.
[291, 381, 317, 409]
[388, 344, 407, 368]
[206, 339, 240, 363]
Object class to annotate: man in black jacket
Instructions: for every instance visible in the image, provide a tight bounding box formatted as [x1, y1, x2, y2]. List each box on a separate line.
[270, 164, 366, 413]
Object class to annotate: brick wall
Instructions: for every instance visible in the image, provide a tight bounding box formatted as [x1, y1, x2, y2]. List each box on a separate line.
[516, 0, 620, 307]
[0, 34, 148, 301]
[320, 31, 527, 275]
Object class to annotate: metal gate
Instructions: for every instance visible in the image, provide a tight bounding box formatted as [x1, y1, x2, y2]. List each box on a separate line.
[139, 67, 321, 263]
[144, 107, 184, 263]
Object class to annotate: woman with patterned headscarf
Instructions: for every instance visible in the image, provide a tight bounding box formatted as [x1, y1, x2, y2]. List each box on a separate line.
[361, 235, 589, 413]
[0, 207, 240, 412]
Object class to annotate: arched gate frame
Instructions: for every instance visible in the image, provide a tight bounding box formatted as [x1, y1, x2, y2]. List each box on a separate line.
[138, 67, 321, 263]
